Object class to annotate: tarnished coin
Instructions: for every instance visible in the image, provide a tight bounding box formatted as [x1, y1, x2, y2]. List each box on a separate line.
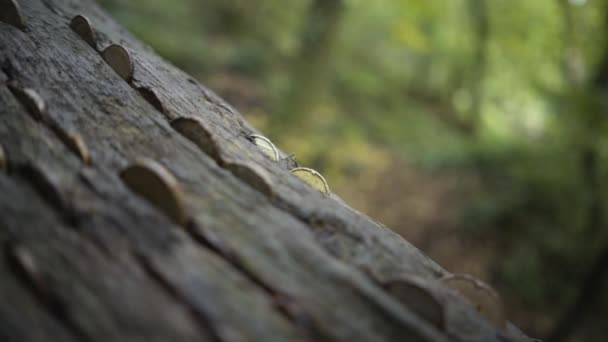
[440, 273, 506, 328]
[383, 275, 445, 329]
[61, 131, 90, 164]
[291, 167, 330, 195]
[0, 144, 6, 171]
[248, 134, 279, 161]
[0, 0, 25, 29]
[138, 86, 165, 114]
[9, 244, 38, 279]
[120, 158, 188, 226]
[225, 161, 273, 197]
[7, 244, 45, 290]
[101, 44, 134, 82]
[171, 116, 222, 164]
[8, 84, 46, 121]
[70, 15, 97, 49]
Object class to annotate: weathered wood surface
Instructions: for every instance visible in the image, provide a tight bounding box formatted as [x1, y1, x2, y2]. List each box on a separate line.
[0, 0, 530, 341]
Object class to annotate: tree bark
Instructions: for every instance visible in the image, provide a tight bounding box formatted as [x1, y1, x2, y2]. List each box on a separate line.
[0, 0, 529, 341]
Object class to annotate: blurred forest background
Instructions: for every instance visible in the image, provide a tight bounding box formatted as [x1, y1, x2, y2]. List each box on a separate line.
[99, 0, 608, 340]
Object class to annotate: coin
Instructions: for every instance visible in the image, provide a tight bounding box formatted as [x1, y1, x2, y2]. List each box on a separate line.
[248, 134, 279, 161]
[171, 116, 222, 164]
[0, 0, 25, 29]
[137, 86, 165, 114]
[61, 131, 90, 164]
[225, 161, 273, 197]
[120, 158, 188, 226]
[8, 84, 46, 121]
[0, 144, 6, 171]
[70, 15, 97, 49]
[102, 44, 134, 82]
[290, 167, 330, 195]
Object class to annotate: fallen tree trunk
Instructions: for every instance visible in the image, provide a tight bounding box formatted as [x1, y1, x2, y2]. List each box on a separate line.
[0, 0, 530, 341]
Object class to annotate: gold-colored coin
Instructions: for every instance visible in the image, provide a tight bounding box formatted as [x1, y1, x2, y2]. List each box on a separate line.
[120, 158, 188, 226]
[249, 134, 279, 161]
[290, 167, 330, 195]
[102, 44, 134, 82]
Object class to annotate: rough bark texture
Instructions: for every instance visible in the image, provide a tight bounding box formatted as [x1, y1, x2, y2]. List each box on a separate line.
[0, 0, 530, 341]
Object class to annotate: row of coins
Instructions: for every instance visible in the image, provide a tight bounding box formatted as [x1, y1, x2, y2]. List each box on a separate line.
[0, 0, 329, 196]
[248, 134, 330, 195]
[65, 10, 328, 196]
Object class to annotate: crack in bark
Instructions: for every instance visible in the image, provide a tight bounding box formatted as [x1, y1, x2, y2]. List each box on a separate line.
[16, 160, 315, 341]
[132, 251, 225, 342]
[4, 241, 92, 342]
[184, 221, 329, 341]
[4, 63, 91, 165]
[17, 164, 78, 225]
[15, 165, 114, 259]
[9, 168, 220, 341]
[1, 58, 18, 82]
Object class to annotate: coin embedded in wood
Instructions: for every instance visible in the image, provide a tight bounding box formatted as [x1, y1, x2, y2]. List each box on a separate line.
[49, 123, 91, 164]
[0, 144, 6, 171]
[7, 244, 45, 290]
[290, 167, 330, 195]
[8, 84, 46, 121]
[101, 44, 134, 82]
[62, 132, 90, 164]
[225, 161, 274, 197]
[0, 0, 25, 29]
[137, 86, 165, 114]
[440, 274, 506, 328]
[69, 15, 97, 49]
[120, 158, 188, 226]
[383, 276, 445, 330]
[248, 134, 279, 161]
[9, 244, 38, 278]
[171, 116, 222, 163]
